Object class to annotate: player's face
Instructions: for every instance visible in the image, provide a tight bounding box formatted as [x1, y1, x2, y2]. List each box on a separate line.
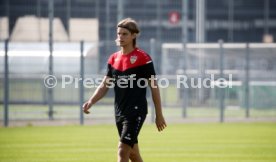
[116, 27, 135, 47]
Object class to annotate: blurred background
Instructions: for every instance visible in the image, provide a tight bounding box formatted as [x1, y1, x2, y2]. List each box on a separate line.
[0, 0, 276, 126]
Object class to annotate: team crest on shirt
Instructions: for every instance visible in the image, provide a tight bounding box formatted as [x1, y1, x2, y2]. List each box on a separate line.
[130, 55, 137, 64]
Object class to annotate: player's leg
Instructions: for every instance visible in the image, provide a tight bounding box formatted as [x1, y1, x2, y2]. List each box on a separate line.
[118, 142, 132, 162]
[116, 116, 132, 162]
[129, 115, 146, 162]
[129, 144, 143, 162]
[116, 115, 146, 162]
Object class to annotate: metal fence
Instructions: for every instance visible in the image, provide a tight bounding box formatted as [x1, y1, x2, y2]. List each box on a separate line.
[1, 40, 276, 126]
[161, 42, 276, 120]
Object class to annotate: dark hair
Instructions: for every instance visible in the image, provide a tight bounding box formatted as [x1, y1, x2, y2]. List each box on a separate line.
[117, 18, 140, 47]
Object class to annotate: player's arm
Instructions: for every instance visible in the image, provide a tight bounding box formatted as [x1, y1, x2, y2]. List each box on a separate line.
[148, 78, 167, 131]
[83, 76, 112, 114]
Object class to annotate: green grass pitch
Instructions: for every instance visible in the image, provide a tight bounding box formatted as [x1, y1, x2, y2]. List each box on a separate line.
[0, 123, 276, 162]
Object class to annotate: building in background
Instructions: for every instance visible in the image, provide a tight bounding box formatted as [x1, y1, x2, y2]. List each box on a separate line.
[1, 0, 275, 72]
[1, 0, 275, 42]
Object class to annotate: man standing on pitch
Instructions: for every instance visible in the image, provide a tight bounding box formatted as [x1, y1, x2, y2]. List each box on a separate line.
[83, 18, 167, 162]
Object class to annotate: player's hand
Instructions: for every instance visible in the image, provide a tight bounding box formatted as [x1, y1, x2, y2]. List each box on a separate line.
[155, 114, 167, 132]
[82, 101, 92, 114]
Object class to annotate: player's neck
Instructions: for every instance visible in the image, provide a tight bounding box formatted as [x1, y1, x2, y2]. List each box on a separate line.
[121, 45, 135, 55]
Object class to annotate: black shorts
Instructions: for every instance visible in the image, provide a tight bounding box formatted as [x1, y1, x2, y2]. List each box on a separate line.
[116, 115, 146, 148]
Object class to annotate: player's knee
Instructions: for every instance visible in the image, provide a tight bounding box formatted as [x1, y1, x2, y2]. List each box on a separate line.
[118, 146, 130, 158]
[129, 151, 141, 161]
[129, 150, 143, 162]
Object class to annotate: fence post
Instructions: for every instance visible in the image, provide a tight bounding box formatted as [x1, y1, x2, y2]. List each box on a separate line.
[150, 38, 156, 123]
[105, 0, 110, 55]
[4, 39, 9, 127]
[117, 0, 124, 22]
[48, 0, 54, 120]
[245, 43, 250, 118]
[80, 41, 84, 125]
[219, 40, 225, 123]
[181, 0, 189, 118]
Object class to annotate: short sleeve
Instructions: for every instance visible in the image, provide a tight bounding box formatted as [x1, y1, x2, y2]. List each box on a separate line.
[106, 64, 113, 77]
[106, 55, 113, 77]
[143, 57, 156, 78]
